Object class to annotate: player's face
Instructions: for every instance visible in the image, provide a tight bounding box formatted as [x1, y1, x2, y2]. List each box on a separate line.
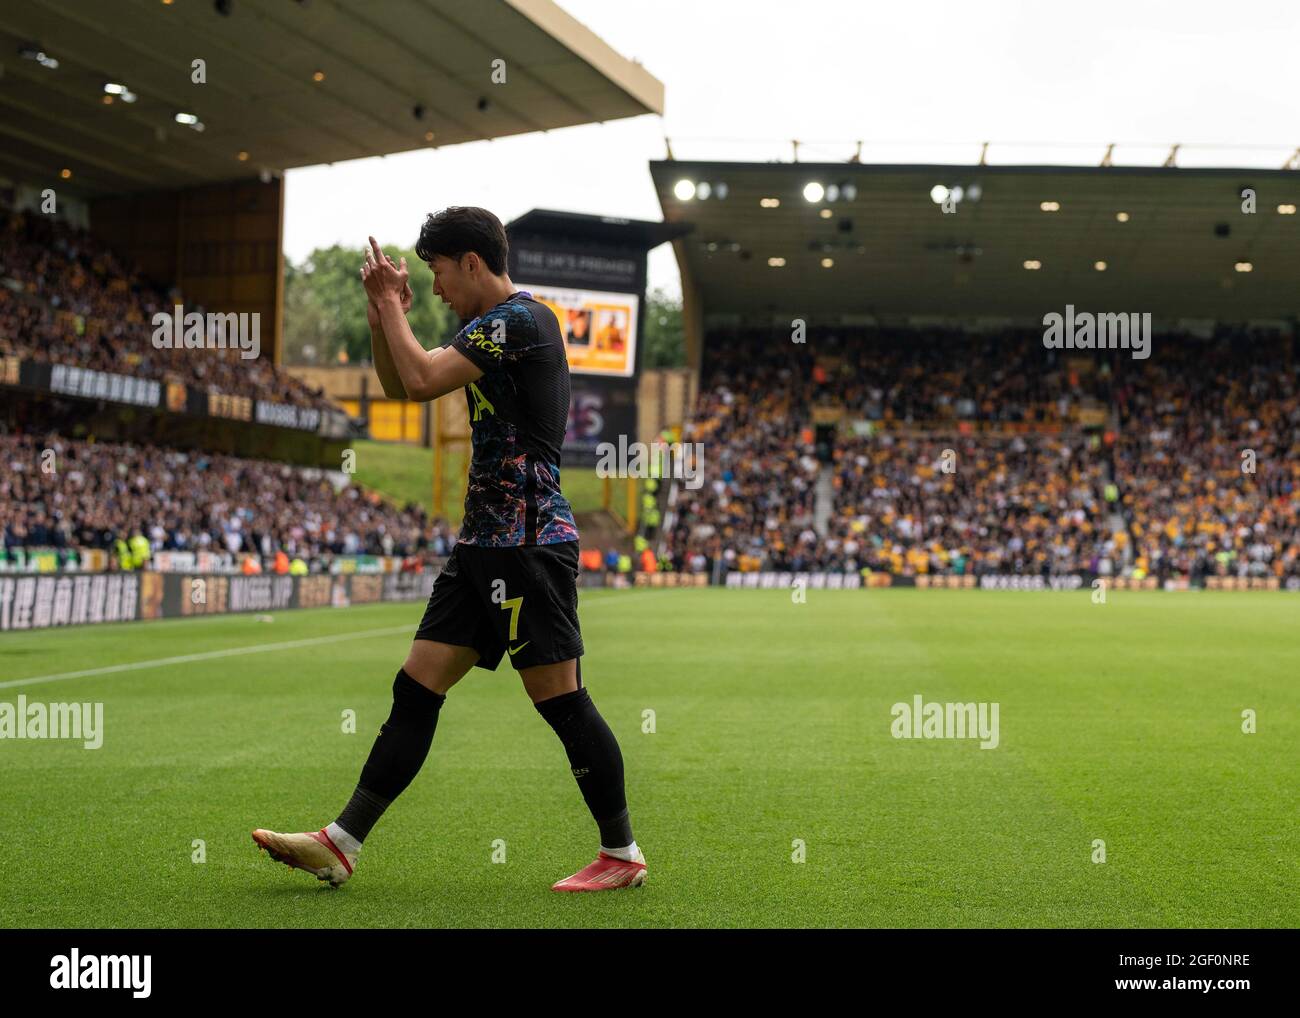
[428, 254, 473, 318]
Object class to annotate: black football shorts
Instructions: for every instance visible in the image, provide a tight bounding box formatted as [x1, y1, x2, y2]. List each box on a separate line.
[414, 540, 584, 671]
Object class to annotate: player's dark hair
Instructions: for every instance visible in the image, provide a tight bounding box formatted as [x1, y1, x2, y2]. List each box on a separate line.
[415, 206, 509, 275]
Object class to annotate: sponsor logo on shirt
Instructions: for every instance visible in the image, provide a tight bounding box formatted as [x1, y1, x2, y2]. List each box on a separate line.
[464, 325, 503, 360]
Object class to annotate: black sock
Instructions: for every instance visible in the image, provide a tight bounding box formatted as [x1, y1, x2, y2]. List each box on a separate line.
[335, 668, 446, 842]
[534, 686, 634, 848]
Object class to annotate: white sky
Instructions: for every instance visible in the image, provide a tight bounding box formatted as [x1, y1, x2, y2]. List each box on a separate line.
[284, 0, 1300, 299]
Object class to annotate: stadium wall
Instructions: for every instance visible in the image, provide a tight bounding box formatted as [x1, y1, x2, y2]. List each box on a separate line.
[0, 571, 436, 633]
[89, 177, 284, 364]
[5, 567, 1293, 631]
[285, 366, 432, 445]
[283, 365, 695, 447]
[0, 370, 352, 467]
[672, 235, 705, 376]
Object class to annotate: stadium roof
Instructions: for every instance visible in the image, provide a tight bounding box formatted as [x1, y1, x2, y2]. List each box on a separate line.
[509, 207, 690, 250]
[651, 160, 1300, 322]
[0, 0, 663, 198]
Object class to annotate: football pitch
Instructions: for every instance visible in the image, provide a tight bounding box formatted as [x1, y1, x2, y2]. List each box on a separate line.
[1, 588, 1295, 929]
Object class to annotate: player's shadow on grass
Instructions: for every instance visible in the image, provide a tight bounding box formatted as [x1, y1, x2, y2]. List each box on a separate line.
[250, 882, 354, 898]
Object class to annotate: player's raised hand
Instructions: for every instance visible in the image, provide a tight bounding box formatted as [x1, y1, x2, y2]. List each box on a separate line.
[385, 255, 414, 314]
[365, 255, 412, 325]
[360, 236, 408, 306]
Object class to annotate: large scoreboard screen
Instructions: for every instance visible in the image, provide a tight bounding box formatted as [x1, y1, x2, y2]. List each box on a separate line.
[522, 284, 640, 378]
[507, 210, 689, 464]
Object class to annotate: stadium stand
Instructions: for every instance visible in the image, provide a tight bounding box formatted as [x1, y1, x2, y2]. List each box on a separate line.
[0, 204, 451, 573]
[664, 325, 1299, 582]
[3, 209, 1295, 585]
[0, 209, 334, 411]
[0, 432, 452, 569]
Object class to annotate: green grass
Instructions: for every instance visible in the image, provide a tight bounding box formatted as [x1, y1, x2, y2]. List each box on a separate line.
[0, 589, 1295, 928]
[351, 438, 633, 526]
[350, 438, 443, 515]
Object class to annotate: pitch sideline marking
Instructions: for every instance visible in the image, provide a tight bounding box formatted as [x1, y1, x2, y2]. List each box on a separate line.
[0, 588, 670, 690]
[0, 625, 415, 690]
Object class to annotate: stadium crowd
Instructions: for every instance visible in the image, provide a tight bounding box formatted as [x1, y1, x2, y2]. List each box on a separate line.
[3, 208, 1296, 587]
[665, 325, 1299, 581]
[1112, 334, 1300, 582]
[0, 432, 454, 569]
[0, 209, 335, 411]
